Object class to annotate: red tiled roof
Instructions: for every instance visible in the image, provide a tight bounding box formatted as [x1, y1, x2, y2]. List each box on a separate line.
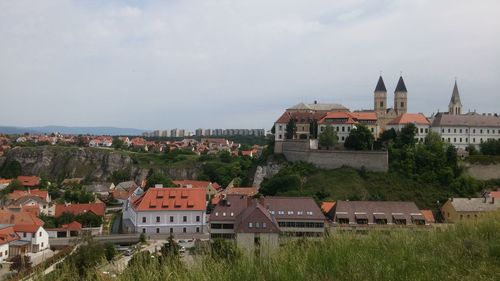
[9, 189, 48, 201]
[318, 112, 357, 125]
[387, 113, 430, 126]
[131, 188, 206, 212]
[0, 210, 44, 233]
[16, 176, 41, 187]
[321, 201, 336, 214]
[276, 112, 327, 124]
[62, 221, 82, 231]
[488, 191, 500, 199]
[22, 205, 41, 217]
[350, 111, 378, 121]
[420, 210, 435, 224]
[55, 203, 106, 217]
[0, 225, 20, 245]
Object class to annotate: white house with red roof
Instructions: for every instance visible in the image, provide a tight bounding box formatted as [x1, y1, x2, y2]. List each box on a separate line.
[0, 210, 50, 255]
[8, 189, 52, 216]
[386, 113, 431, 143]
[173, 180, 221, 197]
[318, 111, 379, 143]
[0, 225, 20, 262]
[123, 187, 207, 235]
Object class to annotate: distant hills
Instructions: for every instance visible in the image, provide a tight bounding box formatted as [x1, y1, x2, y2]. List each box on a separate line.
[0, 125, 149, 136]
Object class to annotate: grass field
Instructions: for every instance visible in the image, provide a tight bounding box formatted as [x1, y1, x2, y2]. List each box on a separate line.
[33, 212, 500, 281]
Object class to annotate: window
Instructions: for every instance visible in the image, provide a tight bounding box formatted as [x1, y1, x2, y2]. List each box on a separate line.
[420, 128, 423, 134]
[371, 128, 374, 132]
[263, 223, 267, 228]
[156, 228, 160, 233]
[183, 227, 186, 233]
[142, 228, 146, 233]
[183, 216, 187, 222]
[23, 232, 26, 238]
[473, 129, 476, 133]
[39, 231, 42, 237]
[196, 227, 200, 233]
[255, 222, 260, 228]
[341, 136, 345, 141]
[448, 129, 450, 133]
[170, 216, 174, 222]
[278, 134, 282, 139]
[156, 216, 160, 223]
[338, 218, 349, 224]
[454, 138, 456, 142]
[170, 228, 173, 233]
[441, 129, 444, 133]
[380, 101, 384, 107]
[454, 129, 456, 133]
[401, 102, 404, 107]
[249, 222, 253, 228]
[279, 125, 282, 130]
[347, 127, 351, 132]
[460, 138, 462, 143]
[342, 126, 345, 132]
[142, 217, 146, 223]
[222, 212, 226, 216]
[460, 129, 462, 133]
[196, 216, 200, 222]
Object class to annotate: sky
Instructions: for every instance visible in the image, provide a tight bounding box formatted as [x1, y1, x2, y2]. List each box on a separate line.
[1, 0, 499, 131]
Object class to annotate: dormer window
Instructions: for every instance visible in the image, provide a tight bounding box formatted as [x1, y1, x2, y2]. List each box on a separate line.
[248, 223, 253, 228]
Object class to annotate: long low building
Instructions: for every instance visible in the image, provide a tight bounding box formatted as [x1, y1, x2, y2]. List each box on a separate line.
[123, 187, 207, 234]
[328, 201, 430, 227]
[441, 197, 500, 223]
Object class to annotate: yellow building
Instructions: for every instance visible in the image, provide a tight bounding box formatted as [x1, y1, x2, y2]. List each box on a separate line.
[441, 197, 500, 223]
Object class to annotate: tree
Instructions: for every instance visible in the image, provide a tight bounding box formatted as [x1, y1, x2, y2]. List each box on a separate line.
[285, 118, 296, 139]
[309, 120, 319, 139]
[0, 160, 22, 179]
[218, 151, 232, 163]
[319, 125, 338, 150]
[112, 138, 124, 149]
[211, 239, 239, 261]
[7, 179, 24, 191]
[466, 144, 478, 155]
[76, 212, 102, 228]
[139, 232, 146, 243]
[10, 255, 32, 272]
[111, 169, 130, 184]
[397, 123, 417, 147]
[480, 139, 500, 155]
[104, 242, 116, 262]
[56, 212, 76, 226]
[344, 125, 374, 151]
[146, 171, 174, 188]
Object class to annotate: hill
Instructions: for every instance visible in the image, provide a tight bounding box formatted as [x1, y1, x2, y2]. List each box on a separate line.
[0, 125, 148, 135]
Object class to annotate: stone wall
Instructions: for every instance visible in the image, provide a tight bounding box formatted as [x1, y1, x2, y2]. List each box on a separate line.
[465, 163, 500, 180]
[281, 140, 388, 172]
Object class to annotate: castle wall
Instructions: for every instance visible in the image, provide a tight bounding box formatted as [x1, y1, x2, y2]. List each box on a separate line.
[281, 140, 388, 172]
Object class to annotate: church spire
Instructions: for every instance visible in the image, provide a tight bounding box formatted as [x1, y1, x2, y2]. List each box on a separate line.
[394, 76, 407, 92]
[374, 76, 387, 92]
[448, 80, 462, 115]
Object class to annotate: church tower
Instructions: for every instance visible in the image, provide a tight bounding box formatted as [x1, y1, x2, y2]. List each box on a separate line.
[448, 80, 462, 115]
[394, 76, 408, 115]
[374, 76, 387, 116]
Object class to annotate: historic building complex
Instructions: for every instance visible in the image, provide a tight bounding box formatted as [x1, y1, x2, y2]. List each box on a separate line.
[274, 76, 500, 151]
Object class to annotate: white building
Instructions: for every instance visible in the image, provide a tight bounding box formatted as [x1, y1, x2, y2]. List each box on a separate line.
[0, 210, 50, 256]
[0, 225, 19, 262]
[123, 187, 207, 235]
[386, 113, 431, 143]
[430, 81, 500, 150]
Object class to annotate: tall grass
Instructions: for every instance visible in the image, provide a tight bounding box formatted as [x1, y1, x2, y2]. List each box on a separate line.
[36, 212, 500, 281]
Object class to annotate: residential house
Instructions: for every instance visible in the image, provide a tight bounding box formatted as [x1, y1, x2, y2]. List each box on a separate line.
[0, 225, 19, 262]
[55, 202, 106, 218]
[0, 210, 50, 256]
[0, 179, 12, 191]
[112, 181, 142, 204]
[8, 189, 52, 215]
[122, 187, 207, 234]
[441, 197, 500, 223]
[329, 201, 429, 227]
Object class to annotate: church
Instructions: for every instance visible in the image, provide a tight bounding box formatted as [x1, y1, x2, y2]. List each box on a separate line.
[372, 75, 408, 130]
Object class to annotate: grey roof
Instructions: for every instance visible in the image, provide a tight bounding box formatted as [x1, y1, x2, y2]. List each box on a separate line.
[449, 81, 462, 106]
[287, 102, 348, 112]
[262, 197, 326, 221]
[394, 76, 407, 92]
[449, 198, 500, 212]
[83, 183, 113, 193]
[332, 201, 423, 225]
[115, 181, 138, 191]
[234, 203, 280, 234]
[374, 76, 387, 92]
[431, 112, 500, 127]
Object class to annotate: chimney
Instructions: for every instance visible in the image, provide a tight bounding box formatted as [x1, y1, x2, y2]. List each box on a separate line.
[155, 184, 163, 188]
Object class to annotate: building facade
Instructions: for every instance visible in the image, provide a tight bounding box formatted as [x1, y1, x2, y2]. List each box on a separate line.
[123, 187, 207, 234]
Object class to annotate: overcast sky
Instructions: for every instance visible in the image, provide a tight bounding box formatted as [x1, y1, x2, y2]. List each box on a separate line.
[1, 0, 499, 131]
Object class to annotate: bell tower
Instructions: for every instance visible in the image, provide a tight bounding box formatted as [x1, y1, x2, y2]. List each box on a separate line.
[394, 76, 408, 115]
[374, 76, 387, 116]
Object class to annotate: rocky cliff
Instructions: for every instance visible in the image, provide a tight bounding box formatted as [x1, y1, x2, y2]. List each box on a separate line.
[0, 146, 200, 182]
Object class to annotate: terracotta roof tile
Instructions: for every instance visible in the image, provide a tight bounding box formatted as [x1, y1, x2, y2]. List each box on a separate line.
[55, 203, 106, 217]
[387, 113, 430, 125]
[16, 176, 41, 187]
[132, 188, 206, 212]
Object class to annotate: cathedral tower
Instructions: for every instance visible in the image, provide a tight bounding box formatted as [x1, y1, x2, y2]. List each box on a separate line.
[448, 80, 462, 115]
[394, 76, 408, 115]
[374, 76, 387, 116]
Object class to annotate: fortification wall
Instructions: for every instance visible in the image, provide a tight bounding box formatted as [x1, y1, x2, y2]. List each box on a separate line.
[281, 140, 388, 172]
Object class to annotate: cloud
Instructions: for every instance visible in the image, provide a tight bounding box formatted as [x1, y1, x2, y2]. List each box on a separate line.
[0, 0, 499, 130]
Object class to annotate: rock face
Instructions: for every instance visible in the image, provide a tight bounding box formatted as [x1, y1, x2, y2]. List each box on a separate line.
[252, 161, 283, 188]
[0, 146, 200, 182]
